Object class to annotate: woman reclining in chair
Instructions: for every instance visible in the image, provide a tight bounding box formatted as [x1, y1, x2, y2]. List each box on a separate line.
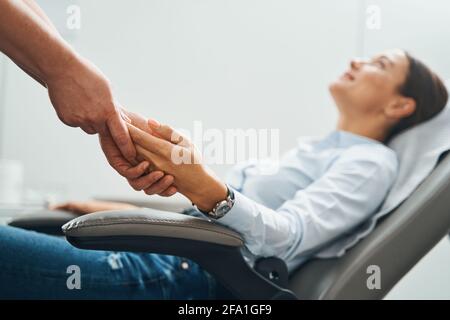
[0, 49, 447, 299]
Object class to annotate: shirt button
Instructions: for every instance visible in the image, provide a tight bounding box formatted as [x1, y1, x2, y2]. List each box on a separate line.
[180, 261, 190, 270]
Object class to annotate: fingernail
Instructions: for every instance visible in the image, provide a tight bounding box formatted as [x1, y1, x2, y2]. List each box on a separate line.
[148, 118, 161, 129]
[141, 161, 149, 169]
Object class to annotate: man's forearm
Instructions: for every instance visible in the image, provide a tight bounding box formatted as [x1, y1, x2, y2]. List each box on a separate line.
[23, 0, 58, 32]
[0, 0, 77, 84]
[16, 0, 59, 86]
[0, 0, 138, 166]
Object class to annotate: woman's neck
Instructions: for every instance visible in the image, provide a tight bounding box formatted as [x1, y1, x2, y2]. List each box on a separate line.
[337, 116, 387, 142]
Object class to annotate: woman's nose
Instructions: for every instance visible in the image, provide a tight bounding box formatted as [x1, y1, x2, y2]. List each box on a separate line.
[350, 58, 365, 70]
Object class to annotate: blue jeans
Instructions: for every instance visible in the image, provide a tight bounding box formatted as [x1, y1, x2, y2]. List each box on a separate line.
[0, 225, 234, 299]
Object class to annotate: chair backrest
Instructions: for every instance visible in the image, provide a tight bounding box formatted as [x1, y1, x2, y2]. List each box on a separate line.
[288, 153, 450, 299]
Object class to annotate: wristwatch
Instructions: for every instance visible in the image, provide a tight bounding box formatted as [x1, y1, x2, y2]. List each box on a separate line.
[196, 185, 235, 220]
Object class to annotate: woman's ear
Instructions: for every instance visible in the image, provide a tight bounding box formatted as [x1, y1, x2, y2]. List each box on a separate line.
[385, 97, 416, 120]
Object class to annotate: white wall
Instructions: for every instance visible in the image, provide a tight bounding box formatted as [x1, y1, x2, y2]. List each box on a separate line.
[362, 0, 450, 78]
[0, 0, 360, 200]
[0, 0, 449, 298]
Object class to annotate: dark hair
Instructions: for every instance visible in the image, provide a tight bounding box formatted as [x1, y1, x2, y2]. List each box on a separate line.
[386, 52, 448, 142]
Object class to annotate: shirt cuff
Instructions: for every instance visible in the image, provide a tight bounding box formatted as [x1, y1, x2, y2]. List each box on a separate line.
[215, 187, 258, 234]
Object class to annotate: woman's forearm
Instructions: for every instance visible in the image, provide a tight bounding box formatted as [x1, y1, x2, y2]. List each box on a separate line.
[0, 0, 77, 84]
[184, 170, 228, 212]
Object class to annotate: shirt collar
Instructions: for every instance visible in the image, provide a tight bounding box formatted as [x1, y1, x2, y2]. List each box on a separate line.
[323, 130, 383, 148]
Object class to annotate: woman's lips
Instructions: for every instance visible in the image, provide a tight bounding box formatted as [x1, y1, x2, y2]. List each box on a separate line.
[343, 71, 355, 81]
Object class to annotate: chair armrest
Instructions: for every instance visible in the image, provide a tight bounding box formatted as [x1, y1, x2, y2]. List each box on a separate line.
[63, 208, 243, 247]
[63, 208, 296, 300]
[8, 210, 78, 236]
[8, 196, 190, 236]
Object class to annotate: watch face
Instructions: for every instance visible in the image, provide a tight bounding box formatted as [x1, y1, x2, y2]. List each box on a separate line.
[211, 201, 232, 218]
[208, 187, 235, 219]
[215, 204, 231, 217]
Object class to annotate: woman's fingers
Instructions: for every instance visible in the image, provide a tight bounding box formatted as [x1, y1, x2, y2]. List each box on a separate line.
[144, 175, 175, 195]
[148, 120, 187, 146]
[127, 123, 171, 156]
[121, 109, 153, 134]
[128, 170, 165, 191]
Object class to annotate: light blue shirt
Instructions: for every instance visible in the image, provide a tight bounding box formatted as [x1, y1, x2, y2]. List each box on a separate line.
[217, 130, 398, 271]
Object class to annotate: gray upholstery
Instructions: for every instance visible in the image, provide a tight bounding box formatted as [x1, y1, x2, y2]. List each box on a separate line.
[8, 210, 78, 235]
[62, 209, 244, 247]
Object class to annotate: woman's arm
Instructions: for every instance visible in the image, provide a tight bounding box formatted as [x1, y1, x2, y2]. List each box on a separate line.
[50, 200, 139, 216]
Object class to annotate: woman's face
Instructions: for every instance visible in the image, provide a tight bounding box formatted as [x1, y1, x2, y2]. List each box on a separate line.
[329, 49, 410, 118]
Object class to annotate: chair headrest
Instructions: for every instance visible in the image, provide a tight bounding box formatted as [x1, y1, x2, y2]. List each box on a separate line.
[382, 97, 450, 212]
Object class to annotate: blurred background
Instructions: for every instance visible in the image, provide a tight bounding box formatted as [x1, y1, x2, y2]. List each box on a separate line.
[0, 0, 449, 298]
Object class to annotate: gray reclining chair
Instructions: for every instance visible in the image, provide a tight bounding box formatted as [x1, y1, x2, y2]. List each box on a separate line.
[8, 152, 450, 299]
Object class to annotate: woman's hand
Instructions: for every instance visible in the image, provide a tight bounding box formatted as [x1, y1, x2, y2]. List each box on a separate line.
[50, 200, 139, 216]
[127, 121, 228, 212]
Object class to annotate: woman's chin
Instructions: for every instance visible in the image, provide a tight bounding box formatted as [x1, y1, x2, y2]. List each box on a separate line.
[329, 80, 344, 95]
[329, 77, 354, 94]
[329, 81, 351, 107]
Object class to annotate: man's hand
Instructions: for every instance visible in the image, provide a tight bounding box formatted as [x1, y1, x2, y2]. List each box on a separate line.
[48, 65, 177, 196]
[47, 59, 179, 195]
[99, 111, 178, 197]
[46, 56, 136, 163]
